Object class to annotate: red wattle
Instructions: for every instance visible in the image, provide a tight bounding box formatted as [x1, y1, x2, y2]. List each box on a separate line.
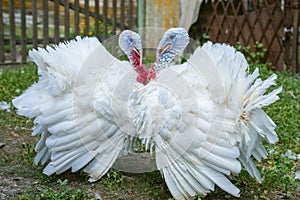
[130, 50, 149, 84]
[134, 64, 148, 85]
[147, 65, 156, 81]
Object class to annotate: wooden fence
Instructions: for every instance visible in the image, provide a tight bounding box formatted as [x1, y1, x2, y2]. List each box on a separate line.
[0, 0, 299, 73]
[191, 0, 299, 73]
[0, 0, 138, 66]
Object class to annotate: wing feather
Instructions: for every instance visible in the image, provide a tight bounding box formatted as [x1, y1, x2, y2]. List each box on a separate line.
[13, 36, 134, 181]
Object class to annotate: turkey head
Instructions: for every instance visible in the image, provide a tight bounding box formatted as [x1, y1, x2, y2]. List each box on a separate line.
[119, 30, 148, 85]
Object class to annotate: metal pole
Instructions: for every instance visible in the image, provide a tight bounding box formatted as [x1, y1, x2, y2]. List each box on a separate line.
[138, 0, 145, 28]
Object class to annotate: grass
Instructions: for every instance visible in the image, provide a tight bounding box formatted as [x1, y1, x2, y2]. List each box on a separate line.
[0, 51, 299, 199]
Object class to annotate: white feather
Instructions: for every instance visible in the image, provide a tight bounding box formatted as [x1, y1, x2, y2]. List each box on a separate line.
[13, 36, 133, 181]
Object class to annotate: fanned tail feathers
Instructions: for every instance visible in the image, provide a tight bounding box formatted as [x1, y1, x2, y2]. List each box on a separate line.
[198, 42, 281, 183]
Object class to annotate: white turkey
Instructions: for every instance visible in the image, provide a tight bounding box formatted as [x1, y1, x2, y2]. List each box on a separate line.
[140, 28, 281, 199]
[12, 28, 282, 199]
[12, 30, 148, 181]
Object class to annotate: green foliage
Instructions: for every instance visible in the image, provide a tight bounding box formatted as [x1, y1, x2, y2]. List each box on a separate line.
[200, 33, 210, 44]
[20, 179, 94, 200]
[259, 69, 300, 197]
[235, 41, 269, 72]
[100, 169, 125, 188]
[142, 171, 169, 199]
[0, 64, 38, 129]
[21, 142, 36, 164]
[0, 64, 38, 102]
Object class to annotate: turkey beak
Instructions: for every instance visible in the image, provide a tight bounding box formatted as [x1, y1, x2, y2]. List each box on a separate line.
[133, 46, 140, 56]
[133, 46, 143, 67]
[158, 43, 172, 57]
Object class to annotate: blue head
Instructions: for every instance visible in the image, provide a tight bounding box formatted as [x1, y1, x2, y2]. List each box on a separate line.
[148, 28, 189, 80]
[118, 30, 143, 67]
[119, 30, 150, 84]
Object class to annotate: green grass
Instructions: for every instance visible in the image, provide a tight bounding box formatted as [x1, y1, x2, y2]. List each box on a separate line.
[0, 63, 37, 129]
[0, 54, 299, 199]
[20, 179, 93, 200]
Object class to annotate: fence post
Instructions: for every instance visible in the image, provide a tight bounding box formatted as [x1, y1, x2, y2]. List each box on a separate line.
[138, 0, 145, 28]
[74, 0, 80, 36]
[0, 0, 4, 62]
[43, 0, 49, 46]
[103, 0, 108, 38]
[21, 0, 27, 62]
[84, 0, 89, 36]
[32, 0, 38, 49]
[129, 0, 133, 29]
[54, 0, 60, 43]
[292, 0, 299, 73]
[94, 0, 99, 37]
[120, 0, 125, 30]
[64, 0, 70, 40]
[112, 0, 117, 35]
[9, 0, 16, 62]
